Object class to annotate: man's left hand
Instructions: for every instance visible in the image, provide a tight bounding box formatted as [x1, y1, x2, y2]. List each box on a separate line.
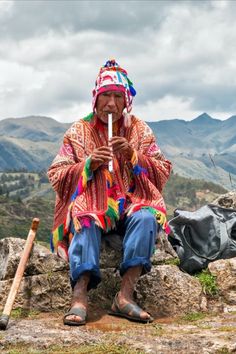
[110, 136, 134, 161]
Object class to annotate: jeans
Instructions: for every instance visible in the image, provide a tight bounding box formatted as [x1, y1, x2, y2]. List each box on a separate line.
[68, 209, 158, 290]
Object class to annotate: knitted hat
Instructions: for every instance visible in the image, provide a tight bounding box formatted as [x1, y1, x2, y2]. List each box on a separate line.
[92, 59, 136, 113]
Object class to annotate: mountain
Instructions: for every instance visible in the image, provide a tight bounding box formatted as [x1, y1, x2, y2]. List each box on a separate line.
[148, 113, 236, 189]
[0, 116, 70, 171]
[0, 113, 236, 188]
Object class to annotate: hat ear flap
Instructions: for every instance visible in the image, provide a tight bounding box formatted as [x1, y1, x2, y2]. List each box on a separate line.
[124, 112, 132, 128]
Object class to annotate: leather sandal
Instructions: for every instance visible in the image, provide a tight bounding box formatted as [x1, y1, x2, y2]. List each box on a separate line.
[63, 306, 87, 326]
[108, 293, 153, 323]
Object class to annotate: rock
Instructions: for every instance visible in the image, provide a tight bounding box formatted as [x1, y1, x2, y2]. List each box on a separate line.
[213, 190, 236, 209]
[100, 234, 122, 269]
[0, 236, 210, 317]
[89, 265, 206, 317]
[208, 258, 236, 307]
[136, 265, 205, 316]
[0, 237, 68, 281]
[0, 237, 71, 311]
[100, 230, 178, 268]
[1, 312, 236, 354]
[152, 230, 178, 265]
[0, 272, 71, 311]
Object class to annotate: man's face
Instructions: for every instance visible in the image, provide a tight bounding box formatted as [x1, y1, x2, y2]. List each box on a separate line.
[96, 90, 125, 124]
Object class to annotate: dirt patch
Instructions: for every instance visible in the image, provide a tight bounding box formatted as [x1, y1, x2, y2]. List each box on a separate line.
[0, 310, 236, 353]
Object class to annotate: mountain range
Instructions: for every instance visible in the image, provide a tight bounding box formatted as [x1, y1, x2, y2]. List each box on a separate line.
[0, 113, 236, 189]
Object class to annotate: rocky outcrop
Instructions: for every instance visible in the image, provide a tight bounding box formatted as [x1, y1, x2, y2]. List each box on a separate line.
[0, 234, 206, 316]
[213, 190, 236, 209]
[0, 238, 71, 311]
[208, 258, 236, 312]
[0, 237, 68, 280]
[2, 232, 236, 317]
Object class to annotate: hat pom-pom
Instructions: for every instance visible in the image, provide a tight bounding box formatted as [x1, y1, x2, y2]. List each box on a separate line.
[129, 86, 136, 97]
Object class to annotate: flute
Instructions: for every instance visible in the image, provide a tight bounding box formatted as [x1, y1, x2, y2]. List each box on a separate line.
[108, 113, 113, 172]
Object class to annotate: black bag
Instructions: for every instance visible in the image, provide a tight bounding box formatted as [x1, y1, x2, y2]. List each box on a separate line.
[168, 204, 236, 274]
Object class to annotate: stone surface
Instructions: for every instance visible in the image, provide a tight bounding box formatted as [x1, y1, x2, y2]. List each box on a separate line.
[0, 312, 236, 354]
[208, 257, 236, 306]
[0, 237, 68, 281]
[99, 230, 177, 269]
[213, 190, 236, 208]
[0, 236, 204, 318]
[0, 271, 71, 311]
[89, 265, 206, 317]
[152, 230, 178, 265]
[136, 265, 205, 317]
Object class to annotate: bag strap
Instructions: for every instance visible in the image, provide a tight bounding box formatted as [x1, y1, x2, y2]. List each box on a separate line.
[180, 221, 229, 261]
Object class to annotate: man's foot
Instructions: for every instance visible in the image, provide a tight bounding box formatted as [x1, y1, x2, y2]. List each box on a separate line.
[64, 273, 90, 326]
[63, 303, 87, 326]
[109, 292, 153, 323]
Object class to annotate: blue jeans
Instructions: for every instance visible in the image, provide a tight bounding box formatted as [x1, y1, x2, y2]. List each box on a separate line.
[68, 210, 158, 290]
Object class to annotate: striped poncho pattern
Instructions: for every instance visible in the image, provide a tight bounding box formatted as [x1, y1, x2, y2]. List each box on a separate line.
[47, 113, 172, 258]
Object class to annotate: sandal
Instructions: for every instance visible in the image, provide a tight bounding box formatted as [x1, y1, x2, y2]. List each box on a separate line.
[63, 306, 87, 326]
[108, 293, 153, 323]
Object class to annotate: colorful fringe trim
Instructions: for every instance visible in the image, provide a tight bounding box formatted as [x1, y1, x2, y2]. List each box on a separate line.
[50, 148, 168, 255]
[130, 150, 148, 176]
[50, 166, 125, 253]
[126, 204, 171, 234]
[71, 157, 92, 201]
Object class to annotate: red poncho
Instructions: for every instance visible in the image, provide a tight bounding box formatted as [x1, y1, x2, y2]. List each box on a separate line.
[47, 113, 172, 255]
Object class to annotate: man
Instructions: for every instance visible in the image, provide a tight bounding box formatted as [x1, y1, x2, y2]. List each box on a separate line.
[47, 59, 172, 325]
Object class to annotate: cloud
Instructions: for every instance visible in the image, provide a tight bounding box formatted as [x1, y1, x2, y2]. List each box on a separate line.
[0, 0, 236, 122]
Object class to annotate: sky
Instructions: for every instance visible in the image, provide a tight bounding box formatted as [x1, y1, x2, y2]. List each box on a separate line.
[0, 0, 236, 123]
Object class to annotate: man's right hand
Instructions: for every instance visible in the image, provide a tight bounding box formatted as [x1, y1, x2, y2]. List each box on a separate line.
[90, 146, 113, 171]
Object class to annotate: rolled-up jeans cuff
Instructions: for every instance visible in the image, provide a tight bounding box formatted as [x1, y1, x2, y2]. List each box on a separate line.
[70, 263, 101, 291]
[120, 257, 151, 277]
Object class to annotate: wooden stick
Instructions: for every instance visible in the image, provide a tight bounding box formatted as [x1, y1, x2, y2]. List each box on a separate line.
[0, 218, 40, 330]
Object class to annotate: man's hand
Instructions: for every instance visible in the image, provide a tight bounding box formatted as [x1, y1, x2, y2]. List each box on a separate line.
[110, 136, 134, 161]
[90, 146, 113, 171]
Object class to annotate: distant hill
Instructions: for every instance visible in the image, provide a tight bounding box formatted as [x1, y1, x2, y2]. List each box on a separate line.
[0, 113, 236, 188]
[0, 116, 70, 171]
[148, 113, 236, 189]
[0, 171, 227, 243]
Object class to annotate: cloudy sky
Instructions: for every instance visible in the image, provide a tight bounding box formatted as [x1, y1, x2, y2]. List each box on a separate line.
[0, 0, 236, 122]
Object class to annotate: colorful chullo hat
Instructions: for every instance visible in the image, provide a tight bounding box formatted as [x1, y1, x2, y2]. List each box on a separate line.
[92, 59, 136, 113]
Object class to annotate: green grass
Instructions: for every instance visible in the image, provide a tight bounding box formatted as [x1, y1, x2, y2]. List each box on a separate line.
[179, 312, 206, 322]
[10, 308, 40, 319]
[217, 326, 236, 332]
[1, 343, 145, 354]
[162, 258, 180, 266]
[215, 348, 231, 354]
[151, 323, 165, 336]
[195, 269, 219, 297]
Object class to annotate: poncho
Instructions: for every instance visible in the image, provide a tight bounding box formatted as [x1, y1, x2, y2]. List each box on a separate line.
[47, 113, 172, 256]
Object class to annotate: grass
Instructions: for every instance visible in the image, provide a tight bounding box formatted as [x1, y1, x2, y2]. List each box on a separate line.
[194, 269, 219, 297]
[217, 326, 236, 332]
[162, 258, 180, 266]
[1, 343, 145, 354]
[179, 312, 206, 322]
[215, 348, 231, 354]
[151, 323, 165, 336]
[10, 308, 40, 319]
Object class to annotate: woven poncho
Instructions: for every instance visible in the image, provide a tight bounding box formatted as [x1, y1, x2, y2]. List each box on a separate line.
[47, 113, 172, 257]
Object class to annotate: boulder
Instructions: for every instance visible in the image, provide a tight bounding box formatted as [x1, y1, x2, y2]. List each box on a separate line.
[0, 237, 68, 281]
[0, 237, 71, 311]
[208, 258, 236, 310]
[136, 265, 205, 316]
[213, 190, 236, 209]
[0, 236, 206, 317]
[89, 265, 206, 317]
[0, 272, 71, 312]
